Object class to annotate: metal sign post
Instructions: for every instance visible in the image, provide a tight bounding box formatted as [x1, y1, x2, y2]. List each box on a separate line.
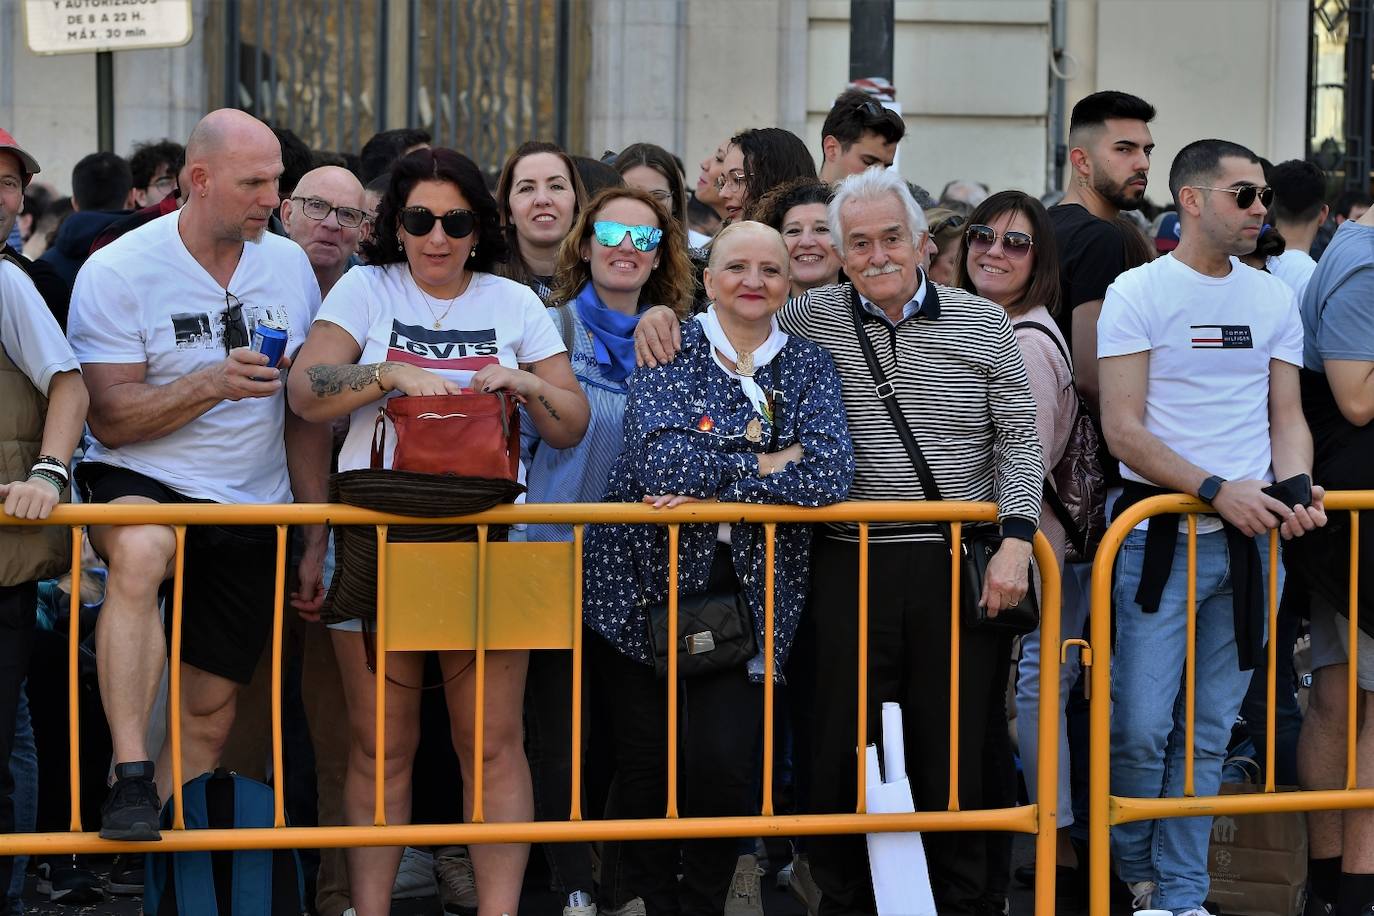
[23, 0, 194, 154]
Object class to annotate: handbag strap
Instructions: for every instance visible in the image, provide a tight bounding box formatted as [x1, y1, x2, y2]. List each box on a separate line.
[846, 286, 954, 548]
[1012, 319, 1089, 553]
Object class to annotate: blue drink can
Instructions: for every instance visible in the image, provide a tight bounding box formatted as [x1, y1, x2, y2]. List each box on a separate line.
[250, 319, 288, 367]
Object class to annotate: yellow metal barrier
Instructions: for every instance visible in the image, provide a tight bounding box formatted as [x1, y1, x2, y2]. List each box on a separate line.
[1088, 491, 1374, 914]
[8, 500, 1062, 914]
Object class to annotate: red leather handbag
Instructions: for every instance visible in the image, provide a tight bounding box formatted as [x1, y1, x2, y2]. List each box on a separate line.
[370, 391, 520, 482]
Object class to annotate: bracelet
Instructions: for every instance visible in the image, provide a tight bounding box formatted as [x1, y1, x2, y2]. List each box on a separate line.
[27, 469, 65, 493]
[372, 363, 386, 392]
[30, 457, 69, 485]
[34, 454, 69, 477]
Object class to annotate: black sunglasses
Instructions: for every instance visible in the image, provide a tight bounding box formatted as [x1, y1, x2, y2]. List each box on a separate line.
[1191, 184, 1275, 210]
[399, 207, 477, 239]
[222, 290, 249, 354]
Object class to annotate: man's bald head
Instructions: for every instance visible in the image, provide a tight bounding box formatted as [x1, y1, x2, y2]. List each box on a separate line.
[182, 108, 284, 244]
[281, 165, 367, 293]
[185, 108, 278, 165]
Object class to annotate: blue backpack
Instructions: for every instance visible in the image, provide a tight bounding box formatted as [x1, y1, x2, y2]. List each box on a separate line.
[144, 769, 305, 916]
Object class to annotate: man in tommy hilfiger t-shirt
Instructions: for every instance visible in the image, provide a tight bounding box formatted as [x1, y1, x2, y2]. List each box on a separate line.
[1097, 139, 1327, 916]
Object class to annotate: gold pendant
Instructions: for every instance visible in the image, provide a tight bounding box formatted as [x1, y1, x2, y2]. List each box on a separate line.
[745, 417, 763, 443]
[735, 350, 755, 376]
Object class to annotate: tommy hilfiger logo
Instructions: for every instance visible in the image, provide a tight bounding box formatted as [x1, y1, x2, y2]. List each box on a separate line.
[1190, 325, 1254, 349]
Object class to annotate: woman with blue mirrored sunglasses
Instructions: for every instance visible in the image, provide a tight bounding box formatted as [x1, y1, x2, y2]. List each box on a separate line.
[592, 220, 663, 252]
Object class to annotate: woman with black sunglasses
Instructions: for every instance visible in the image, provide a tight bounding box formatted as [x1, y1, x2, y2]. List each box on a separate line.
[287, 147, 589, 916]
[956, 189, 1081, 913]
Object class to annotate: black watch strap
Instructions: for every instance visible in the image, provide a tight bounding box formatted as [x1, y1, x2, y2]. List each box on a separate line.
[1198, 475, 1226, 504]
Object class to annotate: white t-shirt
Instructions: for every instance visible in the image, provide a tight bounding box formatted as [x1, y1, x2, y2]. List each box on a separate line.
[1098, 253, 1303, 497]
[316, 264, 565, 472]
[1266, 249, 1318, 302]
[1, 260, 79, 392]
[67, 211, 321, 504]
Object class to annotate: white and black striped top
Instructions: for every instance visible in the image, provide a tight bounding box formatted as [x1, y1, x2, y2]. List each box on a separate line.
[778, 278, 1043, 543]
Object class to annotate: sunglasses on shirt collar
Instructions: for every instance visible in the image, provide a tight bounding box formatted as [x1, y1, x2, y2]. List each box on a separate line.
[592, 220, 663, 252]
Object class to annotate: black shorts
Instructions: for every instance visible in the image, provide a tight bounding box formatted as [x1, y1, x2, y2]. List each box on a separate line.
[76, 462, 278, 685]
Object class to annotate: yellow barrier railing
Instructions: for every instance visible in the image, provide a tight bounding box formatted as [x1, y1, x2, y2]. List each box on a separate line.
[1088, 491, 1374, 914]
[8, 500, 1062, 914]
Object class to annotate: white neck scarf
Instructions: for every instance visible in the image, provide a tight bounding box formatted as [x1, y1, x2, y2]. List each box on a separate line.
[696, 305, 788, 422]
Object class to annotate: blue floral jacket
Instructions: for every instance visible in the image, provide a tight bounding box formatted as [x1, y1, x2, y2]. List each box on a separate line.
[583, 320, 855, 677]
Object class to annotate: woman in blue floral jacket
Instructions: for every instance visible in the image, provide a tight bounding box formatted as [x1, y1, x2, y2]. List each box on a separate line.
[583, 222, 854, 915]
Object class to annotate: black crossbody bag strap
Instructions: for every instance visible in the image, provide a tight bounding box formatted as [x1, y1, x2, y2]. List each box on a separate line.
[846, 287, 953, 546]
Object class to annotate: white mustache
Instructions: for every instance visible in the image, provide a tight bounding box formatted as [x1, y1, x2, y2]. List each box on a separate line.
[860, 263, 902, 278]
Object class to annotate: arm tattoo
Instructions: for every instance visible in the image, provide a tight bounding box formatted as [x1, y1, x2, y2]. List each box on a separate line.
[536, 393, 562, 420]
[308, 363, 384, 398]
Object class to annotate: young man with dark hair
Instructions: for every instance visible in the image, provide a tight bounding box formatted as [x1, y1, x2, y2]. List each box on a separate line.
[1266, 159, 1328, 300]
[127, 139, 184, 209]
[358, 127, 431, 184]
[1100, 138, 1325, 915]
[817, 88, 905, 182]
[37, 153, 134, 314]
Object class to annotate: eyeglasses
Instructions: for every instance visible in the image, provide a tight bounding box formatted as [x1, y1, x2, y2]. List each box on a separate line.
[1189, 184, 1274, 209]
[292, 195, 368, 229]
[966, 224, 1035, 259]
[645, 189, 674, 203]
[714, 169, 750, 195]
[222, 290, 249, 354]
[399, 206, 477, 239]
[592, 220, 663, 252]
[148, 175, 176, 193]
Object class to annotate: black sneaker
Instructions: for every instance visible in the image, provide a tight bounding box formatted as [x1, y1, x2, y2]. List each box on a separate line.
[100, 760, 162, 841]
[106, 853, 145, 895]
[36, 856, 104, 904]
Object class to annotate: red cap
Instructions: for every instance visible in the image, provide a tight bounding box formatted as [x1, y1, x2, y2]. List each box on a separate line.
[0, 129, 40, 185]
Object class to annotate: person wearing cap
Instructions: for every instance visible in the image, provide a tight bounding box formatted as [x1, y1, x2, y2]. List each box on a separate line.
[0, 130, 67, 326]
[0, 134, 90, 902]
[1152, 212, 1182, 255]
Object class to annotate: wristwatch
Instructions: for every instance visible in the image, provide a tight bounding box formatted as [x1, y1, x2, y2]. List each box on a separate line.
[1198, 475, 1226, 504]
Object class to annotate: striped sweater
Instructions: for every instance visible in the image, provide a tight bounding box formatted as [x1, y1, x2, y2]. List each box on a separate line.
[778, 279, 1043, 542]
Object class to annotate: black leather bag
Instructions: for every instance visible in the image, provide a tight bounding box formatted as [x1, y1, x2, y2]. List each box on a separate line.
[848, 288, 1039, 635]
[646, 589, 756, 678]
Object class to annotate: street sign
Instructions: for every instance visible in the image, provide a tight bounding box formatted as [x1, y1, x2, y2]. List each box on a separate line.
[23, 0, 193, 56]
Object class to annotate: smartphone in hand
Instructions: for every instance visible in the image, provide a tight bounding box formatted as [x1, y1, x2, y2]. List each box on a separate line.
[1262, 473, 1313, 509]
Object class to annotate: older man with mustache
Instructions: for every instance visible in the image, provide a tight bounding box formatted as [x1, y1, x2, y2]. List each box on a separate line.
[635, 167, 1043, 915]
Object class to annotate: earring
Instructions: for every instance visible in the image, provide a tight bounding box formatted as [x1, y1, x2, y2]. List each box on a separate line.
[582, 256, 590, 263]
[396, 237, 403, 251]
[469, 248, 476, 259]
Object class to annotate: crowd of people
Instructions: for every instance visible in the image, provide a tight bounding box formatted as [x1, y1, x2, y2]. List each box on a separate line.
[0, 83, 1371, 916]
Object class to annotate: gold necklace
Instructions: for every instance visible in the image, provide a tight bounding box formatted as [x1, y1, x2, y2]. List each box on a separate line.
[421, 272, 472, 329]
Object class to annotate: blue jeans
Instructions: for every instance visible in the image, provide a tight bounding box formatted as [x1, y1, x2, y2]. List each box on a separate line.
[7, 683, 33, 915]
[1110, 527, 1270, 913]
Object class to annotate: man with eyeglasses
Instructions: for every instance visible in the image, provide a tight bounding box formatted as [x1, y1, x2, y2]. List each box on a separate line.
[127, 139, 184, 210]
[281, 166, 368, 298]
[1098, 139, 1325, 916]
[65, 108, 328, 842]
[817, 88, 905, 183]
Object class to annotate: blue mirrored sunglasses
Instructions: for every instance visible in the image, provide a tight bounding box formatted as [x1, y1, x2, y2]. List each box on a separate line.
[592, 220, 662, 252]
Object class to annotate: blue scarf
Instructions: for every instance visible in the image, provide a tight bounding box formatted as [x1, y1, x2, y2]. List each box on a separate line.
[573, 283, 641, 383]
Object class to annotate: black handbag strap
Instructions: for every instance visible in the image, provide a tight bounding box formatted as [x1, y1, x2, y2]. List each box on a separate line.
[846, 286, 955, 547]
[1012, 319, 1088, 552]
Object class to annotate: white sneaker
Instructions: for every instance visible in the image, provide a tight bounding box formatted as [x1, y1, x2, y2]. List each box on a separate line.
[724, 853, 766, 916]
[1128, 879, 1158, 910]
[435, 845, 479, 915]
[392, 845, 437, 899]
